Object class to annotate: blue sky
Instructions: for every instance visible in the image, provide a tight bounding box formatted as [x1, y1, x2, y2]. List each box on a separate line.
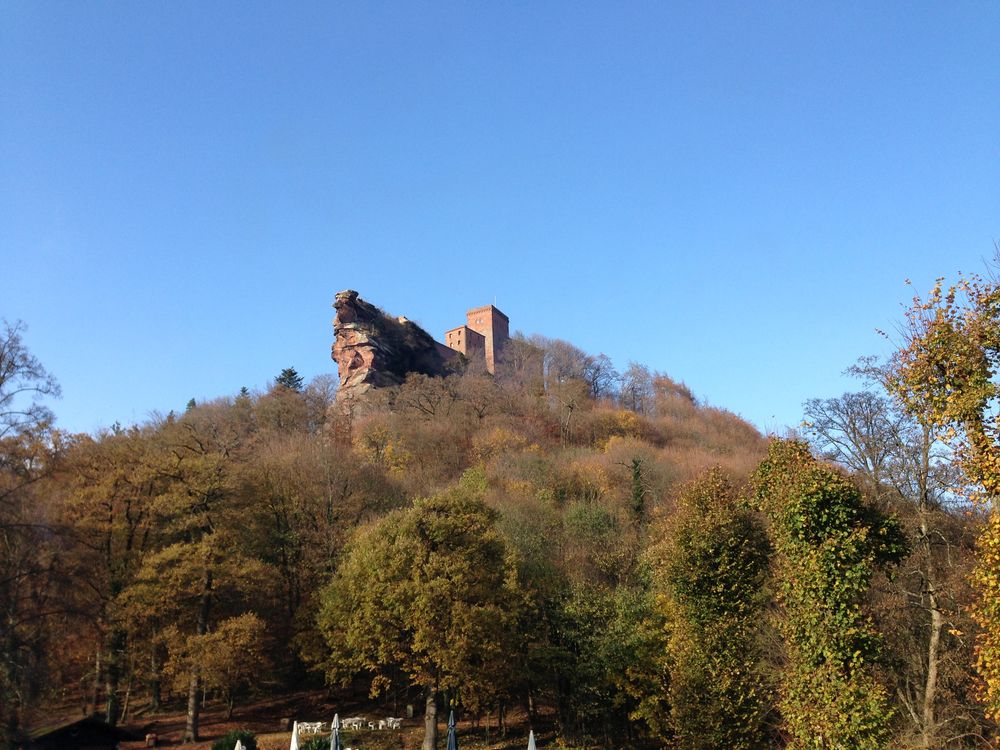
[2, 2, 997, 435]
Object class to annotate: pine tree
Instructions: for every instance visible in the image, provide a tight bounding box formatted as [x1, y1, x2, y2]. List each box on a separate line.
[275, 368, 303, 392]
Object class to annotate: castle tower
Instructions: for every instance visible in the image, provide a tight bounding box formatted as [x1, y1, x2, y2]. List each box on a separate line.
[444, 303, 509, 374]
[465, 304, 509, 374]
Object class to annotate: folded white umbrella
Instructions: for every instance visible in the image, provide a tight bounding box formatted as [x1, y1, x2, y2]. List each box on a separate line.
[290, 721, 299, 750]
[330, 714, 341, 750]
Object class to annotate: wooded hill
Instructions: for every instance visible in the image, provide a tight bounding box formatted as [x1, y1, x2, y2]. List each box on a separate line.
[0, 312, 993, 749]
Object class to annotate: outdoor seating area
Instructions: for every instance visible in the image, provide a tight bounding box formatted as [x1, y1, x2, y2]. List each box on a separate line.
[288, 715, 537, 750]
[288, 715, 405, 750]
[291, 717, 404, 734]
[339, 717, 403, 731]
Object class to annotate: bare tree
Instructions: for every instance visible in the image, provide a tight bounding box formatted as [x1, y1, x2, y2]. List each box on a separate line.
[0, 320, 60, 439]
[803, 390, 908, 502]
[584, 353, 618, 401]
[619, 362, 653, 415]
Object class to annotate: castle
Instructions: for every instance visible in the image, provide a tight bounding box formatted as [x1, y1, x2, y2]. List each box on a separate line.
[444, 304, 509, 374]
[331, 291, 513, 405]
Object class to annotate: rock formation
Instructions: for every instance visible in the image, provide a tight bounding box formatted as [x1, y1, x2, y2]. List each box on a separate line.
[332, 290, 458, 405]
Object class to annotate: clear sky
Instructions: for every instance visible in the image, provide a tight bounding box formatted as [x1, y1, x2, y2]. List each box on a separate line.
[2, 2, 997, 436]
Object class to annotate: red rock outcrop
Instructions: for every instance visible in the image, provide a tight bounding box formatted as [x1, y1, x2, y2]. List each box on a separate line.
[332, 290, 458, 405]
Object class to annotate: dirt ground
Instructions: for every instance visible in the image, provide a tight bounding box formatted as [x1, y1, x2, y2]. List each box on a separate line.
[109, 690, 545, 750]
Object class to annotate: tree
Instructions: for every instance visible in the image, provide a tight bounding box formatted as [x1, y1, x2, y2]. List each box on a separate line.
[619, 363, 653, 415]
[803, 377, 977, 746]
[611, 583, 671, 743]
[61, 428, 162, 726]
[164, 612, 269, 720]
[550, 379, 592, 444]
[256, 384, 309, 434]
[803, 390, 906, 501]
[118, 411, 269, 743]
[650, 468, 770, 750]
[239, 430, 389, 652]
[584, 354, 618, 401]
[0, 321, 61, 750]
[454, 371, 503, 423]
[887, 271, 1000, 723]
[0, 320, 60, 440]
[316, 489, 520, 750]
[303, 374, 338, 432]
[275, 367, 304, 392]
[752, 440, 907, 749]
[536, 337, 589, 386]
[396, 373, 457, 419]
[0, 431, 64, 750]
[495, 334, 545, 394]
[542, 583, 646, 745]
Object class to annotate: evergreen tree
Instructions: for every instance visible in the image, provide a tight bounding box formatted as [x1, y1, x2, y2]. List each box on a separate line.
[275, 368, 304, 392]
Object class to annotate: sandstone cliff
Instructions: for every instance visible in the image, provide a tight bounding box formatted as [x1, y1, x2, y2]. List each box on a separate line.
[332, 290, 458, 404]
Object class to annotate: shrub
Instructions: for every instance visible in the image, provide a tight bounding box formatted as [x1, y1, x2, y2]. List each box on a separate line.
[300, 736, 331, 750]
[212, 730, 257, 750]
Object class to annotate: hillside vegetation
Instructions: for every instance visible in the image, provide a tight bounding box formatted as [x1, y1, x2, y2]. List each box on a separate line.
[0, 324, 990, 749]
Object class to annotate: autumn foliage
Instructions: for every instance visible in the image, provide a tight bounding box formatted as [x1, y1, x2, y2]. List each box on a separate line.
[0, 319, 995, 749]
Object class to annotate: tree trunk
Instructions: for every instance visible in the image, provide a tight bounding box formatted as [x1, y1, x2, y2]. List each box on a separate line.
[422, 683, 438, 750]
[3, 693, 17, 750]
[91, 647, 102, 716]
[3, 631, 20, 750]
[104, 627, 126, 728]
[149, 651, 161, 712]
[918, 428, 942, 748]
[922, 584, 942, 748]
[182, 569, 213, 743]
[183, 670, 200, 744]
[119, 676, 132, 724]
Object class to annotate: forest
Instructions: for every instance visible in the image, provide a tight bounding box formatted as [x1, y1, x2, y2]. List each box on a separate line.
[3, 271, 1000, 750]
